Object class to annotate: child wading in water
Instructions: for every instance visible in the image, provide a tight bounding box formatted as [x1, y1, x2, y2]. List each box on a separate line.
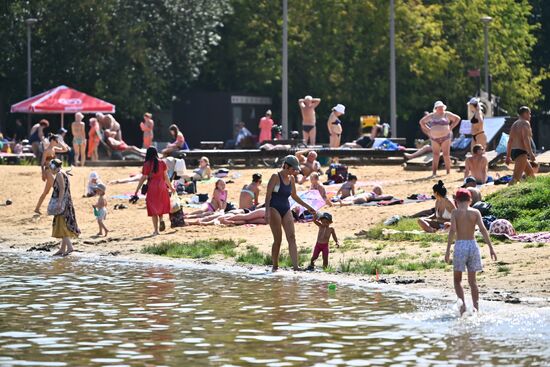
[307, 212, 339, 270]
[92, 183, 109, 236]
[446, 188, 497, 315]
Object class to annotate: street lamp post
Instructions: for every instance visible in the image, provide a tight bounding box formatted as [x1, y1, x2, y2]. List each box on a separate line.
[481, 16, 492, 98]
[389, 0, 397, 137]
[25, 18, 38, 129]
[282, 0, 288, 139]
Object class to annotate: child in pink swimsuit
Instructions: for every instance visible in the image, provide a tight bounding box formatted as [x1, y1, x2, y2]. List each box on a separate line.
[307, 212, 339, 270]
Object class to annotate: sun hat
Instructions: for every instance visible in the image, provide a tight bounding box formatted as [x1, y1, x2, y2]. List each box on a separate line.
[468, 97, 479, 105]
[333, 104, 346, 114]
[319, 212, 333, 222]
[455, 188, 472, 201]
[462, 176, 477, 188]
[433, 101, 447, 110]
[283, 155, 300, 171]
[304, 95, 313, 100]
[89, 171, 99, 180]
[266, 110, 272, 115]
[93, 183, 106, 193]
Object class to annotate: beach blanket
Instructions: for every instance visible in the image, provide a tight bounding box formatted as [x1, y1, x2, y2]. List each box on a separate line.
[504, 232, 550, 243]
[111, 193, 145, 200]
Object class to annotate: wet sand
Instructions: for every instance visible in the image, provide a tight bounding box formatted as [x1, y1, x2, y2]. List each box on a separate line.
[0, 164, 549, 305]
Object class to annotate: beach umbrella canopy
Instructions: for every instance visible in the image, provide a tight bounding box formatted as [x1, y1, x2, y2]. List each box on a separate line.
[10, 85, 115, 128]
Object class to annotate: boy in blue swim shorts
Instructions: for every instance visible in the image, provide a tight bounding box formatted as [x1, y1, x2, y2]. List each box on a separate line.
[446, 188, 497, 315]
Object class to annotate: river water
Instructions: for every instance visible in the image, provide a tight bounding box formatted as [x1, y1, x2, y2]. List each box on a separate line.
[0, 253, 548, 366]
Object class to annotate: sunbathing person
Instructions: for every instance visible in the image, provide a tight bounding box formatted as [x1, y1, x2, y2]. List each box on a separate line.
[341, 124, 382, 149]
[295, 149, 321, 183]
[186, 208, 267, 226]
[240, 173, 262, 211]
[339, 185, 393, 206]
[335, 174, 357, 199]
[181, 156, 211, 181]
[464, 144, 489, 184]
[105, 130, 146, 157]
[418, 180, 456, 233]
[185, 179, 227, 219]
[309, 172, 332, 206]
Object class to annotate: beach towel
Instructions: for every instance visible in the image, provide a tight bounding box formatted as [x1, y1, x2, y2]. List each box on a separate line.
[111, 193, 145, 200]
[504, 232, 550, 243]
[376, 199, 404, 206]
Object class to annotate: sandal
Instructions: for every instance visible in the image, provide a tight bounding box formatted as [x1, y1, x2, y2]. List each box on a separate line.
[159, 221, 166, 232]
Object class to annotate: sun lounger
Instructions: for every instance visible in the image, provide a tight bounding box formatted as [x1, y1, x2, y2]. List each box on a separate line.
[404, 153, 459, 171]
[536, 151, 550, 172]
[0, 152, 35, 164]
[457, 150, 504, 170]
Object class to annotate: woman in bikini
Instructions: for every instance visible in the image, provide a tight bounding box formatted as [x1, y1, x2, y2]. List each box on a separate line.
[265, 155, 316, 271]
[239, 173, 262, 211]
[140, 112, 154, 148]
[418, 180, 456, 233]
[35, 134, 70, 214]
[327, 104, 345, 162]
[339, 185, 393, 206]
[71, 112, 87, 166]
[162, 124, 186, 156]
[182, 156, 211, 181]
[468, 97, 486, 151]
[185, 179, 228, 219]
[419, 101, 461, 176]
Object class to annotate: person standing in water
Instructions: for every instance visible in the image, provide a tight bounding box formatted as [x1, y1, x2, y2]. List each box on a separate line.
[71, 112, 87, 166]
[505, 106, 536, 185]
[299, 95, 321, 145]
[265, 155, 316, 271]
[445, 188, 497, 315]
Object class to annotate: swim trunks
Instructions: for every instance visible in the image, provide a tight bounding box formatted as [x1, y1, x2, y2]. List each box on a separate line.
[94, 207, 107, 221]
[453, 240, 482, 272]
[302, 125, 315, 133]
[511, 148, 527, 161]
[312, 242, 329, 260]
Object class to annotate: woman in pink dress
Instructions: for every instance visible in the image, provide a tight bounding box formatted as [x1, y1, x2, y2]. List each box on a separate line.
[134, 147, 175, 235]
[258, 110, 274, 144]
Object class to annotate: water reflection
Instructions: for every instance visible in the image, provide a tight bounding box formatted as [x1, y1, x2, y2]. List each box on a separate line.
[0, 253, 548, 366]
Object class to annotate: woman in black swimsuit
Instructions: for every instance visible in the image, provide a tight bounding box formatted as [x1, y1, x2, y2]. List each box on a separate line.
[265, 155, 316, 271]
[468, 98, 486, 151]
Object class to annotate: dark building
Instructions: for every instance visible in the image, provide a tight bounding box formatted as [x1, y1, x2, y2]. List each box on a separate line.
[172, 92, 272, 148]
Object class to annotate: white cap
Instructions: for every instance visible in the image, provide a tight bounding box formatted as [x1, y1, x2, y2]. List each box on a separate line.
[304, 95, 313, 100]
[433, 101, 447, 110]
[468, 97, 479, 105]
[333, 104, 346, 114]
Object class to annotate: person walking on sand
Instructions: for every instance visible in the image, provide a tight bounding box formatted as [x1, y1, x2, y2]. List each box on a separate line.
[258, 110, 274, 144]
[92, 183, 109, 236]
[306, 212, 339, 270]
[464, 144, 489, 184]
[71, 112, 87, 166]
[140, 112, 154, 148]
[299, 95, 321, 145]
[265, 155, 316, 271]
[134, 147, 175, 235]
[47, 159, 80, 256]
[506, 106, 536, 185]
[445, 188, 497, 315]
[419, 101, 461, 176]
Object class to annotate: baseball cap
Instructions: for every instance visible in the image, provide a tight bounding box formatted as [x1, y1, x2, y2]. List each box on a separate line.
[468, 97, 479, 105]
[283, 155, 300, 171]
[462, 176, 477, 187]
[455, 188, 472, 201]
[93, 183, 106, 193]
[332, 104, 346, 114]
[319, 212, 333, 222]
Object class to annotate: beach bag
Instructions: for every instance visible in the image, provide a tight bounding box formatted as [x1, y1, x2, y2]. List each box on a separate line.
[47, 196, 66, 216]
[472, 201, 492, 216]
[141, 172, 152, 195]
[184, 181, 196, 194]
[326, 163, 348, 181]
[170, 194, 181, 214]
[489, 219, 516, 236]
[482, 215, 497, 229]
[169, 208, 185, 228]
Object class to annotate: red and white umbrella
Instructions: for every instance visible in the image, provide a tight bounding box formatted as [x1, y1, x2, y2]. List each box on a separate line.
[10, 85, 115, 127]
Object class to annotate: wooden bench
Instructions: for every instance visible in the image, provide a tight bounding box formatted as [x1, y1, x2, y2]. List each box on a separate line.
[0, 152, 35, 164]
[200, 141, 224, 149]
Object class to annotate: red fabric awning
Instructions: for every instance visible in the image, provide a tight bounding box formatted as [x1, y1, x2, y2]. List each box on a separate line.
[10, 85, 115, 114]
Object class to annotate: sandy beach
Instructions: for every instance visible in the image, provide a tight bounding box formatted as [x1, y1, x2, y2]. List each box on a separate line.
[0, 163, 548, 305]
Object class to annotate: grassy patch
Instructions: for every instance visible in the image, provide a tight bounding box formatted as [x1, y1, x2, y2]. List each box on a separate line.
[359, 218, 447, 243]
[523, 243, 546, 248]
[497, 265, 511, 275]
[486, 176, 550, 232]
[142, 239, 237, 259]
[397, 259, 447, 271]
[340, 237, 361, 251]
[235, 245, 311, 268]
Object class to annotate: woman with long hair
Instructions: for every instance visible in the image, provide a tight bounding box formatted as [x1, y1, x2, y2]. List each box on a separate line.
[162, 124, 186, 156]
[419, 101, 461, 176]
[48, 159, 80, 256]
[265, 155, 316, 271]
[134, 147, 175, 235]
[418, 180, 456, 233]
[468, 97, 486, 150]
[34, 134, 69, 215]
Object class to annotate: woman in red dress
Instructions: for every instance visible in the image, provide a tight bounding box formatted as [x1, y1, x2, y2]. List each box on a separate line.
[134, 147, 175, 235]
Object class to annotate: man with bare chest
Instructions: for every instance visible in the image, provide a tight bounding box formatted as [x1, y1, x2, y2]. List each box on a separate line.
[464, 144, 488, 184]
[298, 95, 321, 145]
[506, 106, 536, 184]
